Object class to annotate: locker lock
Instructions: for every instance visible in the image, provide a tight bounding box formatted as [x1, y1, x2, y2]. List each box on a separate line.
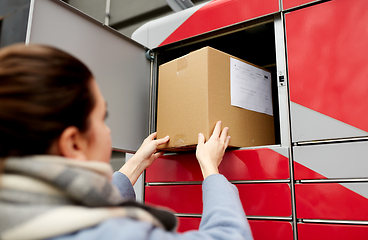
[145, 50, 154, 60]
[279, 75, 285, 86]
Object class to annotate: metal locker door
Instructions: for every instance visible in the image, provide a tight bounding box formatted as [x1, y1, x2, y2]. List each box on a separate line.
[26, 0, 151, 152]
[285, 0, 368, 143]
[294, 141, 368, 180]
[298, 223, 368, 240]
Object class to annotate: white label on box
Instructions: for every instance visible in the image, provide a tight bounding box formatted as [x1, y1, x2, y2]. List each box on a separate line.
[230, 58, 273, 116]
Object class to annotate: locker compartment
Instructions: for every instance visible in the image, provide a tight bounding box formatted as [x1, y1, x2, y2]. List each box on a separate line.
[146, 148, 289, 182]
[177, 218, 294, 240]
[286, 0, 368, 143]
[294, 141, 368, 180]
[298, 223, 368, 240]
[156, 46, 275, 150]
[145, 185, 202, 214]
[249, 220, 293, 240]
[177, 217, 201, 232]
[145, 183, 291, 216]
[295, 183, 368, 221]
[153, 16, 281, 147]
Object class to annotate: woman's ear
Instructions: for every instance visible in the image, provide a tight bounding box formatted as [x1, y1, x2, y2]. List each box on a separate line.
[57, 126, 89, 161]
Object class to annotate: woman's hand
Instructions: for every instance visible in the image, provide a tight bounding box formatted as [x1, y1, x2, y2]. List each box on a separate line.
[119, 132, 169, 185]
[196, 121, 230, 179]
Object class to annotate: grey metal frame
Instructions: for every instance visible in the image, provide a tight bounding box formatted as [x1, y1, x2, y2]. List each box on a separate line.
[274, 12, 299, 240]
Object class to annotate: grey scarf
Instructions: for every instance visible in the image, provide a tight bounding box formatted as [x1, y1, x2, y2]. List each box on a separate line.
[0, 156, 176, 240]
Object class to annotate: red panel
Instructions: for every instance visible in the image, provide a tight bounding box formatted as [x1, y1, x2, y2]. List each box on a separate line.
[249, 220, 293, 240]
[286, 0, 368, 132]
[159, 0, 279, 46]
[145, 185, 203, 213]
[177, 218, 295, 240]
[177, 217, 201, 232]
[221, 149, 290, 181]
[294, 161, 327, 180]
[145, 183, 291, 216]
[283, 0, 319, 10]
[146, 152, 202, 183]
[177, 218, 294, 240]
[296, 183, 368, 220]
[298, 223, 368, 240]
[146, 148, 289, 182]
[238, 184, 292, 217]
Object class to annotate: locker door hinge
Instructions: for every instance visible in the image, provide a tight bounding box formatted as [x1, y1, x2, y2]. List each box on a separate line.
[145, 50, 154, 61]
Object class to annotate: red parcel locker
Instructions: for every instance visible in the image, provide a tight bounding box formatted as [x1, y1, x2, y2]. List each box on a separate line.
[26, 0, 368, 239]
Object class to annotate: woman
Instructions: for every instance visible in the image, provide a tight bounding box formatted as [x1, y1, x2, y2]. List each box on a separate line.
[0, 44, 253, 240]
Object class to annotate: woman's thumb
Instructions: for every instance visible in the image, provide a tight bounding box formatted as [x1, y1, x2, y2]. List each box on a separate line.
[156, 135, 170, 145]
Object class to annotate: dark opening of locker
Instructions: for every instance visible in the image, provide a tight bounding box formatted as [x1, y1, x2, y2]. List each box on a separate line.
[153, 16, 280, 146]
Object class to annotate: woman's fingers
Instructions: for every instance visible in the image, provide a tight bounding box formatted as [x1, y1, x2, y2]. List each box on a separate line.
[198, 133, 205, 145]
[145, 132, 157, 142]
[144, 132, 169, 146]
[224, 136, 231, 149]
[220, 126, 229, 143]
[195, 122, 230, 180]
[210, 121, 222, 139]
[153, 151, 165, 159]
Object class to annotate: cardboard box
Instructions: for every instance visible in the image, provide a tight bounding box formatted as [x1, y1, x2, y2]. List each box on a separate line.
[156, 46, 275, 151]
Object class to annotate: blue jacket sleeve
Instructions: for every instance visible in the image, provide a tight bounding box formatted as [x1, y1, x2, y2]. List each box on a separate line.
[112, 171, 136, 200]
[50, 174, 253, 240]
[197, 174, 253, 239]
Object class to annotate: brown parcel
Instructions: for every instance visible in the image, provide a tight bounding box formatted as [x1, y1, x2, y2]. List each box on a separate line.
[156, 46, 275, 151]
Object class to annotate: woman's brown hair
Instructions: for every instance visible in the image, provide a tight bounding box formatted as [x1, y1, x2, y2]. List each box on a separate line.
[0, 44, 95, 157]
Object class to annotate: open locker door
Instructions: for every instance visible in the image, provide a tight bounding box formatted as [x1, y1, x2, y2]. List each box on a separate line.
[26, 0, 151, 152]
